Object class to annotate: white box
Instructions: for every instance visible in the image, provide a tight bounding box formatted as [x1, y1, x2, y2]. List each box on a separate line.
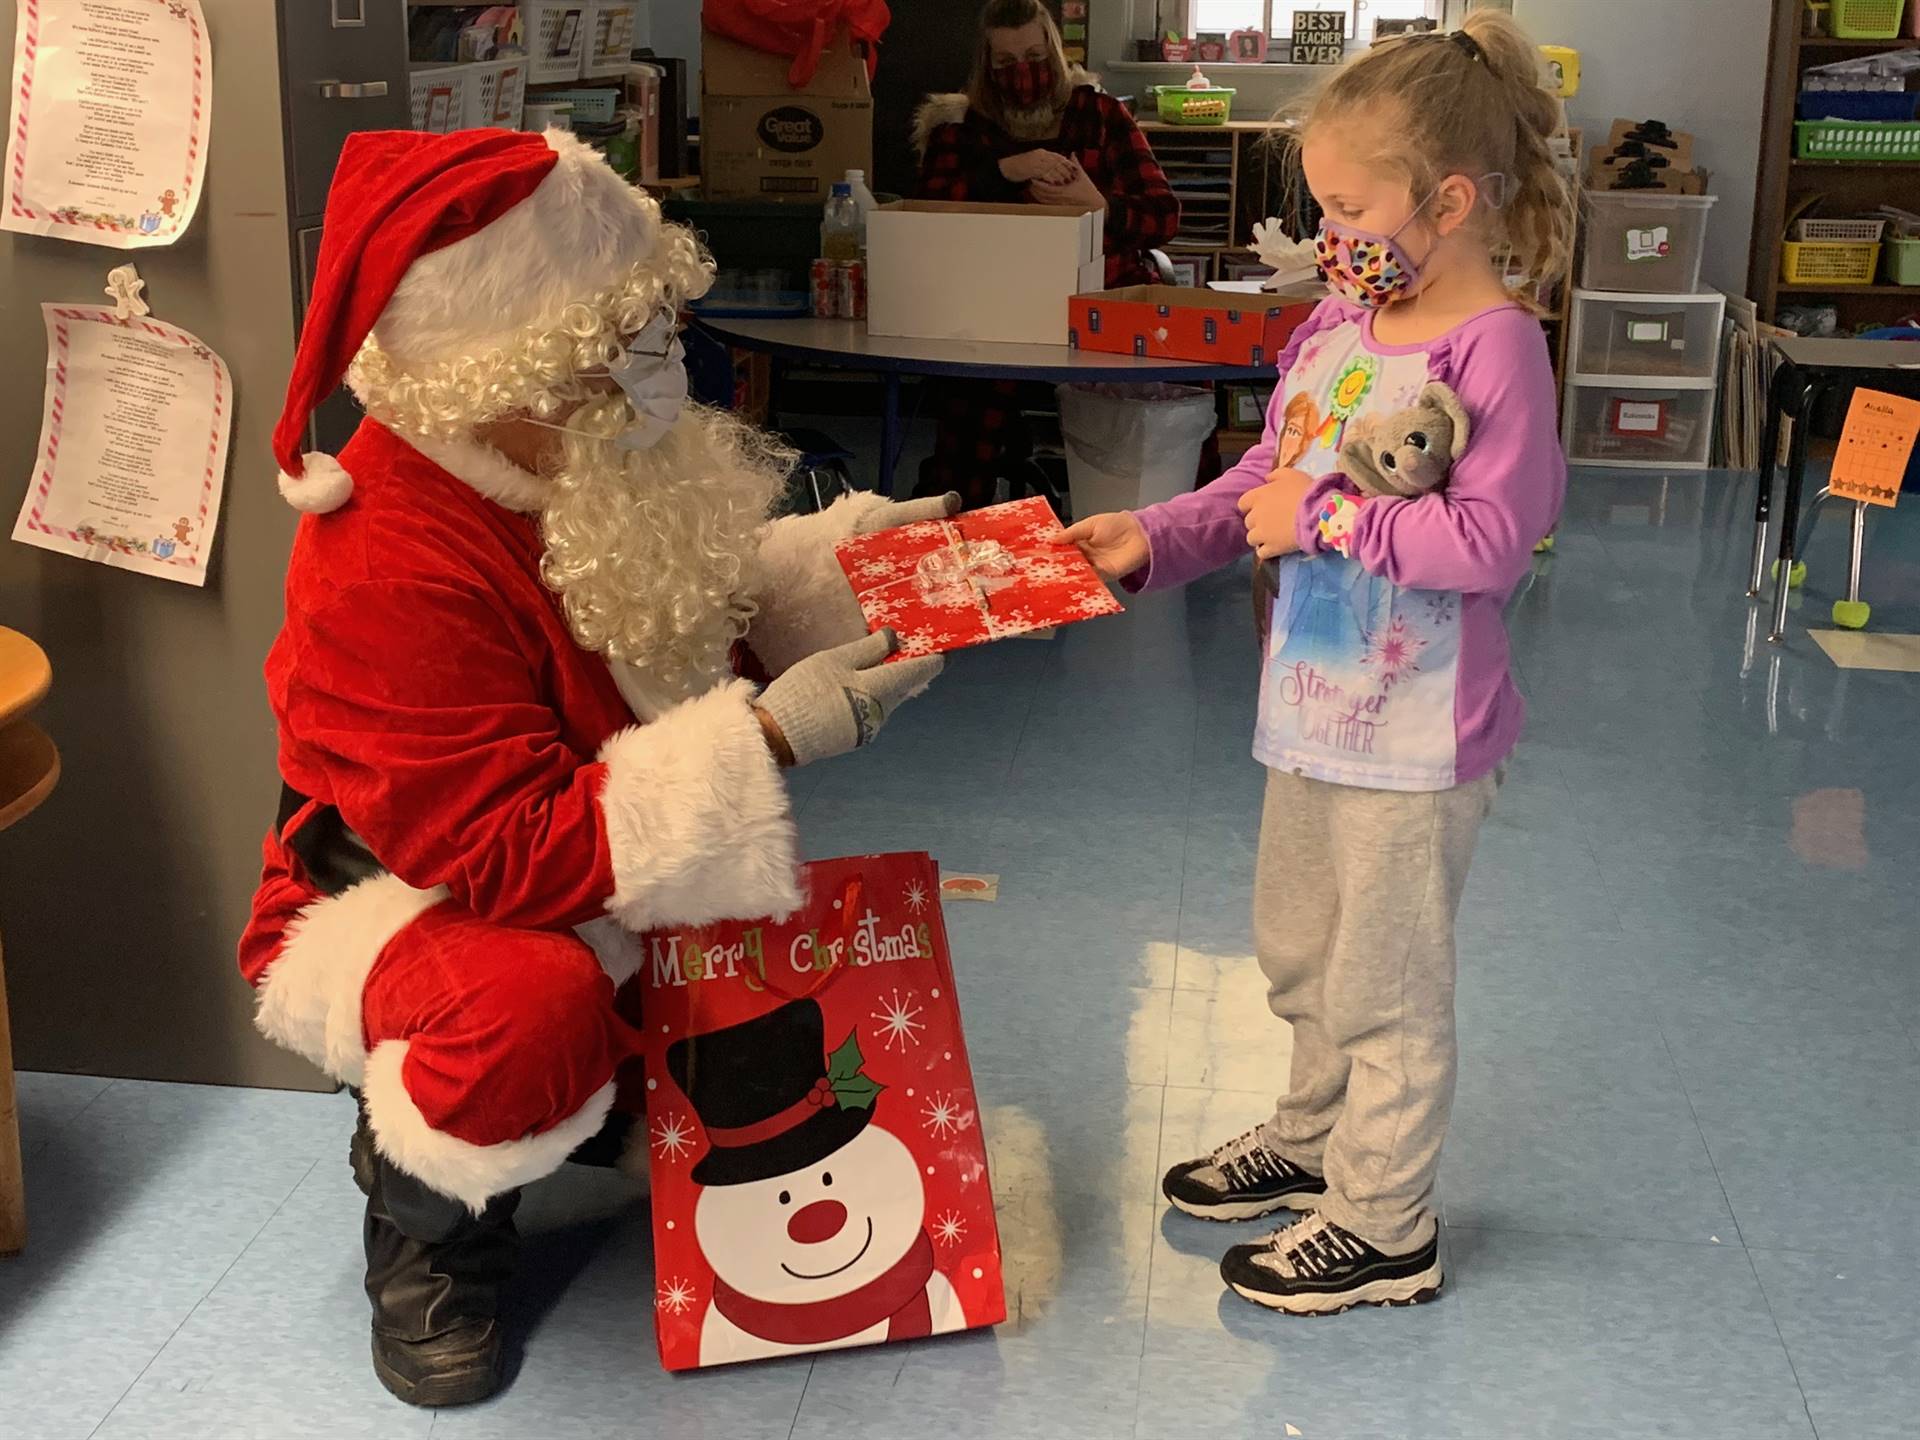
[867, 201, 1106, 346]
[466, 56, 528, 130]
[1568, 288, 1725, 382]
[409, 64, 475, 134]
[586, 1, 639, 80]
[522, 1, 589, 85]
[1561, 377, 1716, 470]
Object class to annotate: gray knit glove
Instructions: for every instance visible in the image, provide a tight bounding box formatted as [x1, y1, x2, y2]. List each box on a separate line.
[756, 630, 942, 768]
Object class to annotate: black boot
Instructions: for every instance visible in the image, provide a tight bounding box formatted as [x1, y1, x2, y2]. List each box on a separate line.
[359, 1118, 518, 1407]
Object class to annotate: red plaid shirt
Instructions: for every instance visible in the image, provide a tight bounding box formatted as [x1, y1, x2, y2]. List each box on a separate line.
[918, 87, 1181, 288]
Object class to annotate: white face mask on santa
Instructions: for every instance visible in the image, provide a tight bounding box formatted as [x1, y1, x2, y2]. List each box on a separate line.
[527, 310, 688, 451]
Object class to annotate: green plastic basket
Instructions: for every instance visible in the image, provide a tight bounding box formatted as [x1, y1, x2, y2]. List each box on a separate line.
[1151, 85, 1235, 125]
[1888, 237, 1920, 285]
[1794, 118, 1920, 162]
[1830, 0, 1905, 38]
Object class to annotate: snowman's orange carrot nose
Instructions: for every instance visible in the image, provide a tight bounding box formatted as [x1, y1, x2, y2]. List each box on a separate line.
[788, 1200, 848, 1244]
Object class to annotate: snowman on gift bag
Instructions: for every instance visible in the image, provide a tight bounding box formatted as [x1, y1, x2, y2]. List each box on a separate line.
[668, 998, 967, 1365]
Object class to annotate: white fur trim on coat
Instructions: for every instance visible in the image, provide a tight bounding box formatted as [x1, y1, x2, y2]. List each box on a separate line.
[278, 453, 355, 514]
[598, 678, 801, 932]
[253, 875, 449, 1086]
[361, 1039, 616, 1212]
[374, 130, 666, 368]
[404, 432, 550, 513]
[747, 492, 893, 677]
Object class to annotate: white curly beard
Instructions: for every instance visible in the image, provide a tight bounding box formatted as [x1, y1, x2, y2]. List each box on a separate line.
[539, 396, 789, 696]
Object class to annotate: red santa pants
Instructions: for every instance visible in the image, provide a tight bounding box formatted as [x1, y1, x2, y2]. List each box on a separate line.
[363, 903, 645, 1155]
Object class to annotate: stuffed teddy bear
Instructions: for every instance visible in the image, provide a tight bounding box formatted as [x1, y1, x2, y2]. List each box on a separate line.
[1254, 380, 1470, 642]
[1312, 380, 1470, 558]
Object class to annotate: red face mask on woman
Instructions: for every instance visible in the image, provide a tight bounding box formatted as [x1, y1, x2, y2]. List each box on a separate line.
[992, 59, 1056, 108]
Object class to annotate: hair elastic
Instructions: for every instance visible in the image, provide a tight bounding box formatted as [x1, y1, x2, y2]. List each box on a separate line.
[1449, 29, 1484, 63]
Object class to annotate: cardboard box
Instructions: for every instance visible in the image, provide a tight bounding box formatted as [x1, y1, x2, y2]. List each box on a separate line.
[700, 28, 872, 202]
[867, 201, 1105, 346]
[1604, 119, 1695, 171]
[625, 63, 662, 184]
[1069, 284, 1322, 367]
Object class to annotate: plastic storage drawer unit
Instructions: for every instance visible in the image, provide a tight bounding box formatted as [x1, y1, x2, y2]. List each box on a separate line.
[1568, 289, 1725, 381]
[1579, 192, 1717, 294]
[1561, 379, 1715, 470]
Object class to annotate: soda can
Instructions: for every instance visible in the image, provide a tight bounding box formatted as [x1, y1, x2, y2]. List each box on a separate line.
[830, 261, 856, 322]
[842, 259, 867, 321]
[810, 258, 837, 318]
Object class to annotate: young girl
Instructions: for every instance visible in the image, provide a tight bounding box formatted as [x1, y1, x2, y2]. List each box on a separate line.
[1064, 13, 1570, 1315]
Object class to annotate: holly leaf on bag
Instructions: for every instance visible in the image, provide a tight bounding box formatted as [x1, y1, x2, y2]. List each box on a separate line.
[826, 1031, 885, 1111]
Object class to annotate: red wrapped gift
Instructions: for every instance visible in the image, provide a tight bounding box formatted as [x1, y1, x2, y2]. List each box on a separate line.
[638, 853, 1006, 1371]
[833, 496, 1123, 659]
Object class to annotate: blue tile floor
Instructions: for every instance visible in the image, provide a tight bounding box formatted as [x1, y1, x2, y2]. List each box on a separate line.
[6, 467, 1920, 1439]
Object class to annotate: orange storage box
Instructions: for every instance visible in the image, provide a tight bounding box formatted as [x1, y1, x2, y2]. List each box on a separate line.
[1068, 285, 1321, 367]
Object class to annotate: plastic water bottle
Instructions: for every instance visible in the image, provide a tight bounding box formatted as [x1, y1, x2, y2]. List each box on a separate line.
[821, 182, 861, 262]
[844, 168, 878, 249]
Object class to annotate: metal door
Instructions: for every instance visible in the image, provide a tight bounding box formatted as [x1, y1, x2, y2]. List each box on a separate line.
[280, 0, 410, 224]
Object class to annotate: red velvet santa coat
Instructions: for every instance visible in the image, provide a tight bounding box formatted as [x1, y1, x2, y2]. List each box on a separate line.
[241, 421, 805, 1104]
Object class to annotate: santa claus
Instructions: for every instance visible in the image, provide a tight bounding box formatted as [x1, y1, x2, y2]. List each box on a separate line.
[236, 128, 951, 1408]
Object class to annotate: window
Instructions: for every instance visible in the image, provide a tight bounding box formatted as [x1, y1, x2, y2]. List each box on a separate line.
[1184, 1, 1441, 45]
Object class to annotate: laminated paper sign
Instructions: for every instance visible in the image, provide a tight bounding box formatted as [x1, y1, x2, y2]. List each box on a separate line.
[12, 304, 230, 585]
[3, 0, 211, 248]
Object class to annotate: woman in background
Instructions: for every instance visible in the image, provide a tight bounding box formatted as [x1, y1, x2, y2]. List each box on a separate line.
[912, 0, 1179, 508]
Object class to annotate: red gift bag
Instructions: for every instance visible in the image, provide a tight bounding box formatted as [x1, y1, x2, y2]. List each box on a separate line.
[639, 853, 1006, 1370]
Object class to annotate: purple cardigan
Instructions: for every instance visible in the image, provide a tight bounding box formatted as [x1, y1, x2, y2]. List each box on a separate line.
[1129, 298, 1566, 789]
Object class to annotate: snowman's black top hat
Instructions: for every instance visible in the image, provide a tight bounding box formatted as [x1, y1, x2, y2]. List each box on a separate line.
[668, 998, 873, 1187]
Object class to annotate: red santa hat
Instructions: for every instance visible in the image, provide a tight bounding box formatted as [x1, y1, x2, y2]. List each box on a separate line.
[274, 128, 666, 514]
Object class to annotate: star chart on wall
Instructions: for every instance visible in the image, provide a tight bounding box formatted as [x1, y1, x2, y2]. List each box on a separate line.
[870, 988, 926, 1052]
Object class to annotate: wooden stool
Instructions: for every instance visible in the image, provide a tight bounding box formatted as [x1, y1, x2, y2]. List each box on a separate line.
[0, 627, 58, 1256]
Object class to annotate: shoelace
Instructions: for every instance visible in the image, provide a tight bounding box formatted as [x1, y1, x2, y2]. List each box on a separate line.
[1211, 1127, 1287, 1189]
[1263, 1213, 1367, 1279]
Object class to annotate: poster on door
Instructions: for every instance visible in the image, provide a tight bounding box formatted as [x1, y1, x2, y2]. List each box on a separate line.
[13, 304, 231, 585]
[3, 0, 212, 248]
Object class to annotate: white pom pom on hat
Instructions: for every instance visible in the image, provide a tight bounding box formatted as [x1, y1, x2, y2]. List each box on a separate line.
[277, 453, 355, 514]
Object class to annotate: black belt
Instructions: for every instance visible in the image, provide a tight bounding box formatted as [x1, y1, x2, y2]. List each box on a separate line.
[278, 784, 387, 897]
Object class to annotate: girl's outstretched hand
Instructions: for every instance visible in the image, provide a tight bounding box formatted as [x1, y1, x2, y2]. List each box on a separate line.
[1059, 510, 1149, 581]
[1238, 469, 1316, 560]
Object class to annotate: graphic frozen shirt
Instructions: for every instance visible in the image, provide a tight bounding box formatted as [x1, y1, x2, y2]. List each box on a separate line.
[1254, 320, 1464, 790]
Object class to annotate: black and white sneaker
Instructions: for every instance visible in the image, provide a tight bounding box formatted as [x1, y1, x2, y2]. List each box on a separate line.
[1161, 1126, 1326, 1221]
[1221, 1211, 1443, 1314]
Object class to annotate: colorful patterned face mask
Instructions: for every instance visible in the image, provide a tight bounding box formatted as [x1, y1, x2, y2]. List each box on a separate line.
[1312, 204, 1433, 310]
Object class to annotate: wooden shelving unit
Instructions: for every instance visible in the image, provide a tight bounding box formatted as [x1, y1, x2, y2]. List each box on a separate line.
[1748, 3, 1920, 326]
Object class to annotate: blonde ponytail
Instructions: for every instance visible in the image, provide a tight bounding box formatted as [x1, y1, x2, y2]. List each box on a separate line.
[1292, 11, 1576, 300]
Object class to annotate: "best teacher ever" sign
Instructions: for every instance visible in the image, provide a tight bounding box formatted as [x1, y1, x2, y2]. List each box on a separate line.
[1290, 10, 1347, 64]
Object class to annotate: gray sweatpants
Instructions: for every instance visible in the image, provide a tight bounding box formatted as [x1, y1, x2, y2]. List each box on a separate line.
[1253, 766, 1497, 1250]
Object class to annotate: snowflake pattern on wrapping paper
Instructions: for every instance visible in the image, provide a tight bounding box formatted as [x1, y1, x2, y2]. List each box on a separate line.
[1422, 592, 1457, 628]
[904, 879, 930, 913]
[1359, 614, 1428, 692]
[834, 497, 1119, 661]
[933, 1210, 967, 1246]
[657, 1277, 697, 1315]
[853, 553, 916, 585]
